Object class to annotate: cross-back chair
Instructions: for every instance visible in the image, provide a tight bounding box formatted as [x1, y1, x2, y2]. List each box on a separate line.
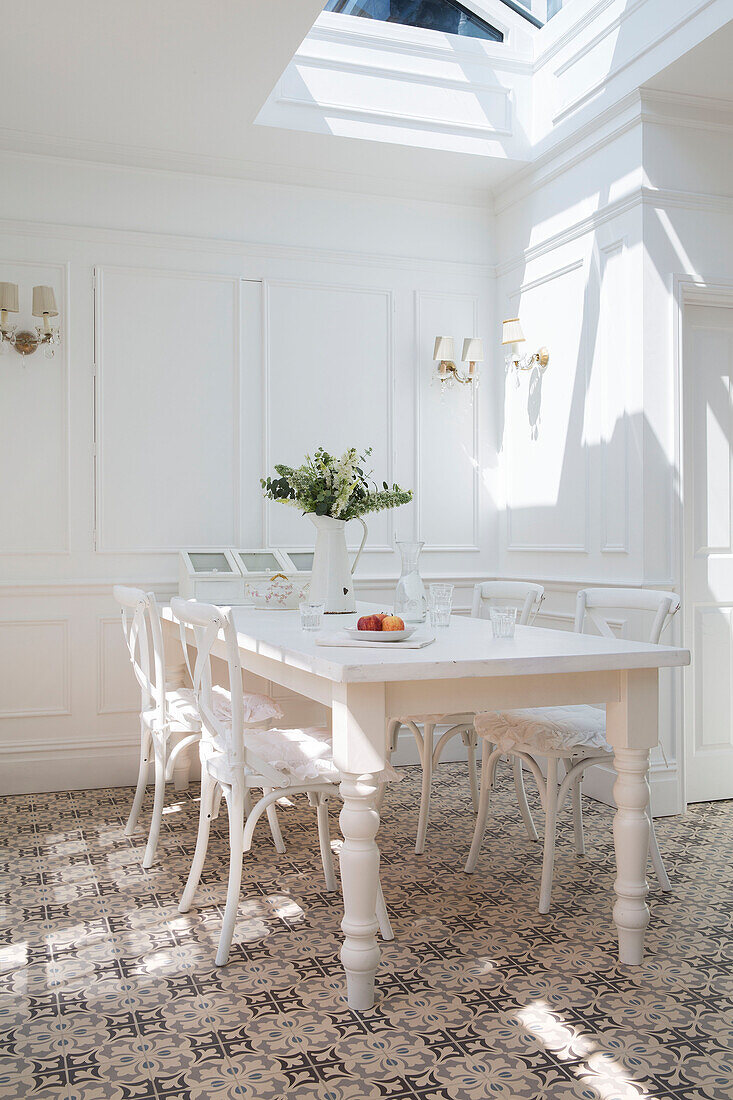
[171, 597, 394, 966]
[114, 585, 204, 868]
[383, 580, 545, 854]
[466, 587, 680, 913]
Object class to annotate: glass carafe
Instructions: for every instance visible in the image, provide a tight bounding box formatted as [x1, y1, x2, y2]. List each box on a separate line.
[394, 540, 427, 623]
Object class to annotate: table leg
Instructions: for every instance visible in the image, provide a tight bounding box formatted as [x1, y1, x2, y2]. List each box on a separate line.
[331, 682, 386, 1011]
[611, 747, 651, 963]
[606, 669, 658, 965]
[339, 772, 381, 1011]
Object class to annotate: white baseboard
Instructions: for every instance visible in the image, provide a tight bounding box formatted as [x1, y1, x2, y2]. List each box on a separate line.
[0, 735, 202, 797]
[0, 742, 143, 796]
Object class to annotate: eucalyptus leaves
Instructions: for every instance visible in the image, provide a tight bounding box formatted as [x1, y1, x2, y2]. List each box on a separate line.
[261, 447, 412, 521]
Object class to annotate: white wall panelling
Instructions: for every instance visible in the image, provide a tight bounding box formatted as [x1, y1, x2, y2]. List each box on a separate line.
[0, 619, 70, 718]
[97, 615, 140, 716]
[503, 256, 591, 555]
[94, 266, 241, 553]
[0, 260, 70, 555]
[598, 239, 630, 555]
[262, 280, 395, 553]
[414, 291, 481, 552]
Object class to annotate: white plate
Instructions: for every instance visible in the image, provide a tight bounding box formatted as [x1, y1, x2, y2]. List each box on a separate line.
[344, 626, 416, 642]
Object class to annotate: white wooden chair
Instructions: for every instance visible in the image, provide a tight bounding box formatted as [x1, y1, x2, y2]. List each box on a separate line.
[171, 597, 394, 966]
[114, 585, 204, 868]
[384, 580, 545, 854]
[465, 587, 679, 913]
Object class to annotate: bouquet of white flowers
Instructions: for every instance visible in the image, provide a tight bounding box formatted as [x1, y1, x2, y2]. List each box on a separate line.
[261, 447, 412, 521]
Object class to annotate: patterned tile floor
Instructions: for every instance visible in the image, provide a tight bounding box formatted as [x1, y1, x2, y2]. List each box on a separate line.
[1, 763, 732, 1100]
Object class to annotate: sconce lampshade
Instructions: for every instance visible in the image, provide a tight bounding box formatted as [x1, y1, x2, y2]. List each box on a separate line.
[461, 337, 483, 362]
[32, 286, 58, 318]
[433, 336, 454, 361]
[502, 318, 525, 345]
[0, 282, 19, 313]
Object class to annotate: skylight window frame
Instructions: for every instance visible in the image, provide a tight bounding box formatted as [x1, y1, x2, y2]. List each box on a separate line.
[323, 0, 508, 43]
[313, 5, 533, 61]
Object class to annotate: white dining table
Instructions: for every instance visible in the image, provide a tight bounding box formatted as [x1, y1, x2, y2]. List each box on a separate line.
[161, 602, 689, 1011]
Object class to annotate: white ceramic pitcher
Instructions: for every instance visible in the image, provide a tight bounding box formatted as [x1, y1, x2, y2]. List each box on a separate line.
[308, 514, 368, 613]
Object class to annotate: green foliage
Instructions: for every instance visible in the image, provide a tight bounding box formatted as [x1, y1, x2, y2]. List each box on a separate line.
[261, 447, 412, 521]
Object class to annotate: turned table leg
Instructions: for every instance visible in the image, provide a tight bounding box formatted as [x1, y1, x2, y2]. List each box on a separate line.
[612, 747, 651, 963]
[606, 668, 658, 965]
[339, 772, 381, 1010]
[331, 681, 387, 1011]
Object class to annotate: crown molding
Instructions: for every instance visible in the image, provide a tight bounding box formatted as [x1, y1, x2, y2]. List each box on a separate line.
[493, 90, 642, 215]
[497, 182, 733, 278]
[496, 186, 643, 276]
[641, 185, 733, 216]
[640, 88, 733, 132]
[0, 211, 496, 280]
[0, 129, 495, 210]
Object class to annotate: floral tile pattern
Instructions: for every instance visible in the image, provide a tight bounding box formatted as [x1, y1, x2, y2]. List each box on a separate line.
[0, 764, 731, 1099]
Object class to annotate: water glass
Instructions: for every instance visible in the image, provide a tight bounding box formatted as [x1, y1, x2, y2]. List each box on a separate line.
[490, 606, 517, 639]
[429, 583, 454, 629]
[299, 601, 325, 632]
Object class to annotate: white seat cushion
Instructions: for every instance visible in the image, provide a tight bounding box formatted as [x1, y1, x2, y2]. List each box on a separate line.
[243, 726, 341, 784]
[474, 705, 611, 756]
[202, 724, 402, 787]
[174, 686, 283, 727]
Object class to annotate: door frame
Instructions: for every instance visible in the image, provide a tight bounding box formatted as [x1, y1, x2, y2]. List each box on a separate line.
[674, 274, 733, 807]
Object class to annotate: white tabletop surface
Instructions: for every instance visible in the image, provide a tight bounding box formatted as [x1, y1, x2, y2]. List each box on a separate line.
[164, 602, 690, 684]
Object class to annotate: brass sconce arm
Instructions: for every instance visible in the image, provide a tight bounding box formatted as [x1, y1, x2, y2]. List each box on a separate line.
[437, 359, 477, 385]
[509, 347, 550, 372]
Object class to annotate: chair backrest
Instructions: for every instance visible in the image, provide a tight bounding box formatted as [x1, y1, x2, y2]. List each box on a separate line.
[113, 585, 166, 724]
[472, 581, 545, 626]
[574, 587, 680, 644]
[170, 597, 285, 786]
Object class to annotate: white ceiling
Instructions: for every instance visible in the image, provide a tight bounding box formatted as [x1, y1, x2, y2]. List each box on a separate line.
[0, 0, 519, 206]
[645, 19, 733, 103]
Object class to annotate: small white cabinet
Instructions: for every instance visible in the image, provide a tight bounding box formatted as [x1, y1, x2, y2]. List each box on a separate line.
[178, 549, 245, 602]
[178, 547, 315, 604]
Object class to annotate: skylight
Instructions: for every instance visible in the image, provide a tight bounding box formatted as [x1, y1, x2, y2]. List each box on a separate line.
[324, 0, 504, 42]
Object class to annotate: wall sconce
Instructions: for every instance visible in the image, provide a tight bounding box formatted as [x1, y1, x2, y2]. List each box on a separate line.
[433, 336, 483, 385]
[502, 318, 549, 378]
[0, 283, 60, 358]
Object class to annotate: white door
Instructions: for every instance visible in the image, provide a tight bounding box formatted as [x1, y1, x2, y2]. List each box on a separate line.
[683, 303, 733, 802]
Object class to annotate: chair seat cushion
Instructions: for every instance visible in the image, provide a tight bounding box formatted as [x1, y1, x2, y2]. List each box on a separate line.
[474, 705, 611, 755]
[202, 724, 402, 787]
[244, 726, 341, 784]
[175, 686, 283, 726]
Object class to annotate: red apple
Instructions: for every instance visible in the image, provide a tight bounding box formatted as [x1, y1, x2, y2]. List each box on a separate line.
[357, 615, 382, 631]
[382, 615, 405, 631]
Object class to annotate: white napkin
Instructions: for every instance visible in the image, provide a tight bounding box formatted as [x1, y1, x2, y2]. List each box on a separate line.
[315, 631, 436, 650]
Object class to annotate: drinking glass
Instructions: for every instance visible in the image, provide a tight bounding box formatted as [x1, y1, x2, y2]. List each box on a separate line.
[300, 602, 325, 632]
[490, 606, 517, 639]
[429, 583, 454, 628]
